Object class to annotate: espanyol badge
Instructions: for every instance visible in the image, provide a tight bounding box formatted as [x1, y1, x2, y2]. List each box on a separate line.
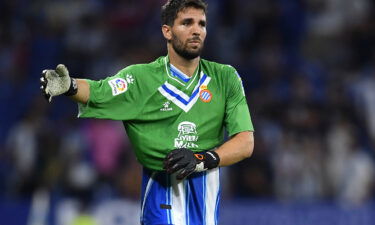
[199, 89, 212, 103]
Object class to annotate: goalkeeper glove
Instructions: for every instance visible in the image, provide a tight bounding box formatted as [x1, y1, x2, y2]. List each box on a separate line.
[163, 148, 220, 180]
[40, 64, 77, 102]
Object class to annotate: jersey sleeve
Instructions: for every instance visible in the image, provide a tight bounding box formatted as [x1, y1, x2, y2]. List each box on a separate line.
[77, 66, 141, 121]
[224, 67, 254, 136]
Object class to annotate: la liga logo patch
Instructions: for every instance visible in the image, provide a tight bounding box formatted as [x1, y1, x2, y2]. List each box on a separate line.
[108, 78, 128, 96]
[199, 89, 212, 102]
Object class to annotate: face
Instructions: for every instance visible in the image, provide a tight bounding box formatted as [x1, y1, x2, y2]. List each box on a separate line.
[164, 7, 207, 60]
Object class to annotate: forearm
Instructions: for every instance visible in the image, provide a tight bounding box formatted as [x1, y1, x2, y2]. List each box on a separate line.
[163, 131, 253, 179]
[68, 79, 90, 104]
[215, 131, 254, 166]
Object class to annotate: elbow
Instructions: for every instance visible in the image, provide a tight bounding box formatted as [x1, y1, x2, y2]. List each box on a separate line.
[244, 138, 254, 159]
[241, 131, 254, 159]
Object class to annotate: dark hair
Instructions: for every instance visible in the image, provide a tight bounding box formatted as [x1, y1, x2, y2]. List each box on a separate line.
[161, 0, 207, 26]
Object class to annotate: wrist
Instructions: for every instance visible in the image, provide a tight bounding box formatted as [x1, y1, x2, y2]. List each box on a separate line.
[194, 150, 220, 172]
[203, 150, 220, 169]
[64, 78, 78, 96]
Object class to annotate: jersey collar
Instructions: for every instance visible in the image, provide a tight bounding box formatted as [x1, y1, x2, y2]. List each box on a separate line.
[163, 56, 200, 87]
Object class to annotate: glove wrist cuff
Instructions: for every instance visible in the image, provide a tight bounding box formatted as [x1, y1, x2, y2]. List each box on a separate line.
[203, 150, 220, 169]
[64, 78, 78, 96]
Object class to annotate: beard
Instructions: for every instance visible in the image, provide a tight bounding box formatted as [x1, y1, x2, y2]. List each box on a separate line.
[171, 33, 204, 60]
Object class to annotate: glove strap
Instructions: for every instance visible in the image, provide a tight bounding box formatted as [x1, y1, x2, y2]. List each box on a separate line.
[203, 150, 220, 169]
[64, 78, 78, 96]
[194, 150, 220, 172]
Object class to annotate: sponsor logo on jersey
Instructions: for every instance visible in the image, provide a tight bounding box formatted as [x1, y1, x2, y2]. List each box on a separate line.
[126, 74, 135, 84]
[174, 121, 199, 149]
[199, 89, 212, 102]
[160, 101, 173, 111]
[108, 78, 127, 96]
[108, 75, 134, 96]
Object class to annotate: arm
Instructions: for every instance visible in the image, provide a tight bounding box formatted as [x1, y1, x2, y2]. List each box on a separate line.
[40, 64, 90, 104]
[215, 131, 254, 166]
[69, 79, 90, 104]
[217, 67, 254, 166]
[163, 132, 254, 180]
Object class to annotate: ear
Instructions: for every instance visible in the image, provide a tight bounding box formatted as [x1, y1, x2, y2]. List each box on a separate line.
[162, 24, 172, 41]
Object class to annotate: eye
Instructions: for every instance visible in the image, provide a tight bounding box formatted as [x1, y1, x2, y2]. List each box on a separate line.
[182, 21, 190, 26]
[181, 19, 193, 26]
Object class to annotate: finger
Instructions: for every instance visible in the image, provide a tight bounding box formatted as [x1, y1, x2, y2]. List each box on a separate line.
[56, 64, 68, 77]
[43, 70, 53, 79]
[163, 159, 169, 170]
[165, 149, 181, 159]
[163, 155, 184, 171]
[166, 161, 188, 174]
[164, 150, 184, 165]
[41, 70, 47, 82]
[179, 163, 196, 179]
[40, 77, 47, 86]
[40, 84, 50, 102]
[40, 70, 52, 102]
[176, 167, 194, 180]
[164, 149, 190, 171]
[41, 89, 51, 102]
[163, 156, 181, 171]
[165, 148, 190, 158]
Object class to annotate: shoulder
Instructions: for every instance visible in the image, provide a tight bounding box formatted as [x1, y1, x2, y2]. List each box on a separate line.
[201, 59, 237, 75]
[116, 56, 165, 78]
[201, 59, 239, 84]
[201, 59, 243, 93]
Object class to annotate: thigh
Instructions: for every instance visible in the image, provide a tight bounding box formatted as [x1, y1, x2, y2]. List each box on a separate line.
[140, 168, 172, 225]
[140, 168, 220, 225]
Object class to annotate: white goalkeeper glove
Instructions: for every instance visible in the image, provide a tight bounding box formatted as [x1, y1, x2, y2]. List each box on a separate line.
[40, 64, 77, 102]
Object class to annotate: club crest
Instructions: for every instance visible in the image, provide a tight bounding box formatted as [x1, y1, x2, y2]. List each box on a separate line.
[199, 89, 212, 103]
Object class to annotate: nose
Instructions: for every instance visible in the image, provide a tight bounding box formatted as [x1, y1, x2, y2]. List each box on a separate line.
[191, 23, 202, 36]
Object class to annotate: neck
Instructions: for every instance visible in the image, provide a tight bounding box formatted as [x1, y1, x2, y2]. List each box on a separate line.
[168, 45, 200, 77]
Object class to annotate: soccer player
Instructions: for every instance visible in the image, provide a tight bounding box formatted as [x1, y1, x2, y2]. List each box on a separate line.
[40, 0, 254, 224]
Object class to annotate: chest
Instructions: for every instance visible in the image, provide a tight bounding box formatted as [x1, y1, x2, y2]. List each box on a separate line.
[141, 73, 226, 123]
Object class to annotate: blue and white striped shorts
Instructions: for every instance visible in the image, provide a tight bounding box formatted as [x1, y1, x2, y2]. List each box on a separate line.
[140, 167, 221, 225]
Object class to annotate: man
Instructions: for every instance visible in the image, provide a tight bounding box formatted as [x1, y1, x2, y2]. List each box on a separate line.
[40, 0, 254, 224]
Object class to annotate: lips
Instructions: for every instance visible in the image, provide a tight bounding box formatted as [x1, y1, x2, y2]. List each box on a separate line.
[188, 41, 201, 47]
[188, 38, 201, 44]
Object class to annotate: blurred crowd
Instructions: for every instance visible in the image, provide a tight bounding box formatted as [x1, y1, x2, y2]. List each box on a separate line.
[1, 0, 375, 210]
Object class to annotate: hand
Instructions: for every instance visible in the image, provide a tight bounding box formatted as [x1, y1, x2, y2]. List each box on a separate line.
[163, 148, 220, 180]
[40, 64, 77, 102]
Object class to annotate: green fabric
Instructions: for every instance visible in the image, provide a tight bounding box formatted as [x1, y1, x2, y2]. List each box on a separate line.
[78, 56, 253, 170]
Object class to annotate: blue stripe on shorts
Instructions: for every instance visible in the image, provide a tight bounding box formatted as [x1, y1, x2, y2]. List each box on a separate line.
[186, 172, 206, 224]
[140, 167, 220, 225]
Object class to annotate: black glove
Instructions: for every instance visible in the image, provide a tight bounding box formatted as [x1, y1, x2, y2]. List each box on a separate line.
[163, 148, 220, 180]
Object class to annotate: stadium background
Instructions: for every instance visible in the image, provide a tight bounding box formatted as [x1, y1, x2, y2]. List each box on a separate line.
[1, 0, 375, 224]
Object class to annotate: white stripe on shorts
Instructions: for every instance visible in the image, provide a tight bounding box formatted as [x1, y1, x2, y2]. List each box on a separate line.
[170, 174, 187, 225]
[205, 168, 220, 225]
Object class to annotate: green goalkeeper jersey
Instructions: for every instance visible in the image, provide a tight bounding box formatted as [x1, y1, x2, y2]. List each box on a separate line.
[78, 56, 254, 170]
